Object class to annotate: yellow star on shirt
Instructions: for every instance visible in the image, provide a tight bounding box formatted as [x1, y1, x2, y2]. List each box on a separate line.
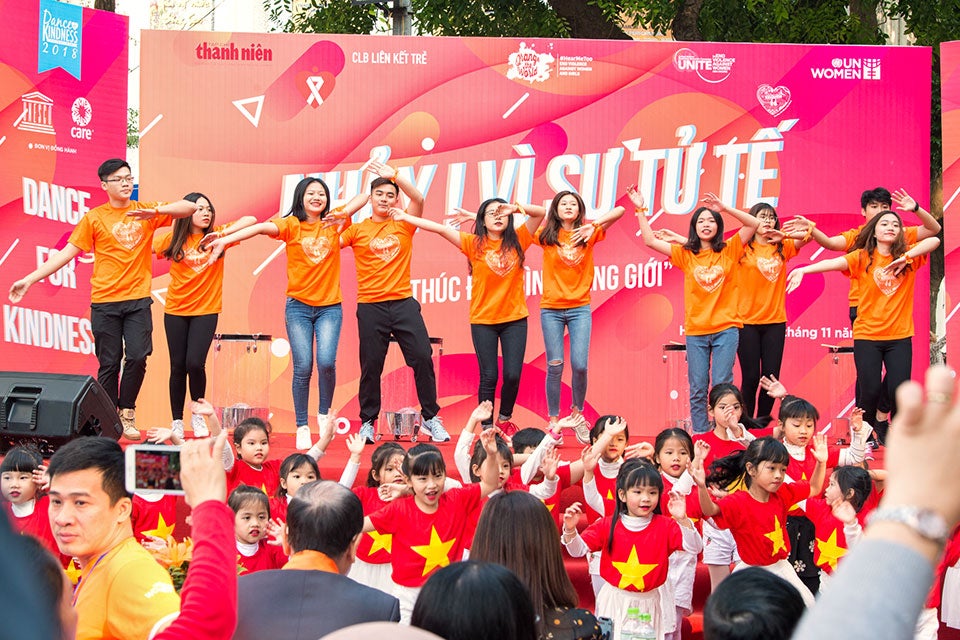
[606, 489, 614, 501]
[411, 526, 456, 576]
[816, 529, 847, 570]
[765, 517, 788, 556]
[367, 530, 393, 555]
[65, 558, 82, 585]
[610, 545, 658, 590]
[140, 513, 175, 540]
[544, 502, 556, 512]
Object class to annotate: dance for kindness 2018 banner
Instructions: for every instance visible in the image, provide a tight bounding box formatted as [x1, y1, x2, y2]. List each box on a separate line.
[1, 0, 128, 373]
[147, 35, 933, 431]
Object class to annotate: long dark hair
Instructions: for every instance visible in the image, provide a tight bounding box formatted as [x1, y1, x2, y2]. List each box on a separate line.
[161, 192, 216, 262]
[831, 466, 873, 513]
[472, 492, 579, 634]
[538, 190, 587, 246]
[743, 202, 785, 262]
[608, 459, 663, 552]
[707, 437, 790, 489]
[851, 210, 909, 273]
[288, 177, 331, 222]
[468, 197, 525, 275]
[683, 206, 726, 254]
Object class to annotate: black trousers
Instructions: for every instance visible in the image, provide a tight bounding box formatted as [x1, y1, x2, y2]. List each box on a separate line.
[90, 297, 153, 409]
[853, 337, 912, 440]
[470, 318, 527, 423]
[164, 313, 218, 419]
[737, 322, 786, 419]
[356, 298, 439, 424]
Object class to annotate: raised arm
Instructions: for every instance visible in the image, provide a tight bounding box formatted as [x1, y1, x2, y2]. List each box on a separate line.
[126, 199, 200, 221]
[9, 243, 82, 303]
[782, 215, 848, 252]
[477, 427, 505, 498]
[628, 185, 672, 256]
[785, 255, 851, 293]
[808, 434, 828, 498]
[690, 441, 721, 518]
[508, 202, 546, 236]
[570, 205, 625, 245]
[892, 189, 941, 240]
[390, 208, 460, 248]
[370, 161, 423, 218]
[203, 220, 280, 265]
[701, 192, 759, 245]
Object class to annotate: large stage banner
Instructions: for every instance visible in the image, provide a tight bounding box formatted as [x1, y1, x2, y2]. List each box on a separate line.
[943, 41, 960, 366]
[1, 1, 128, 377]
[133, 34, 931, 435]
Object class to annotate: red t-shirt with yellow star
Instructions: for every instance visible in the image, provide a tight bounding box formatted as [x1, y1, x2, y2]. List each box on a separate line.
[354, 486, 392, 565]
[580, 515, 683, 593]
[368, 484, 482, 587]
[804, 497, 868, 574]
[226, 459, 281, 497]
[713, 481, 810, 566]
[693, 431, 747, 469]
[584, 465, 620, 523]
[131, 494, 179, 543]
[236, 540, 287, 575]
[660, 473, 703, 521]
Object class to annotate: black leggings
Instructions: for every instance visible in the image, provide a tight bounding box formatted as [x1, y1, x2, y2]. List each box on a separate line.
[164, 313, 218, 419]
[853, 337, 912, 438]
[470, 319, 528, 423]
[737, 322, 786, 419]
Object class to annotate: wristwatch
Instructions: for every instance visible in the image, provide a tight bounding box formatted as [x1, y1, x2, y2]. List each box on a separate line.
[867, 506, 949, 546]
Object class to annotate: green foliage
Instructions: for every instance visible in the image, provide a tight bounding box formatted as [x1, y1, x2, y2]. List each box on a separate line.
[127, 108, 138, 149]
[408, 0, 569, 37]
[264, 0, 381, 34]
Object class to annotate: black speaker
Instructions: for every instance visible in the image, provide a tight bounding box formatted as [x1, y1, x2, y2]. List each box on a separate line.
[0, 372, 122, 454]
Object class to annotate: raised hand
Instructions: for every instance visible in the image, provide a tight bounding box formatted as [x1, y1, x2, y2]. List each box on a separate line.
[689, 440, 710, 487]
[849, 407, 865, 432]
[9, 279, 32, 303]
[785, 268, 806, 294]
[654, 228, 687, 245]
[191, 398, 216, 417]
[760, 374, 788, 399]
[562, 501, 584, 534]
[369, 160, 398, 180]
[891, 188, 918, 213]
[444, 208, 476, 228]
[541, 448, 561, 481]
[346, 433, 365, 458]
[624, 441, 655, 460]
[812, 434, 829, 463]
[470, 400, 494, 425]
[146, 427, 173, 444]
[265, 517, 286, 547]
[667, 490, 688, 521]
[831, 499, 858, 525]
[701, 192, 726, 213]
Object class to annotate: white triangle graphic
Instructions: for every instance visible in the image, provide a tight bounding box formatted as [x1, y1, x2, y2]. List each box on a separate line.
[233, 96, 264, 128]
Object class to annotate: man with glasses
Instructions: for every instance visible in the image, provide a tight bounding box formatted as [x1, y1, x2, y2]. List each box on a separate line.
[9, 158, 198, 440]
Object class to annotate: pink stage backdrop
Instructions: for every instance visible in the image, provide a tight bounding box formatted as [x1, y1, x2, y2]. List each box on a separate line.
[0, 0, 128, 381]
[943, 41, 960, 367]
[135, 35, 931, 433]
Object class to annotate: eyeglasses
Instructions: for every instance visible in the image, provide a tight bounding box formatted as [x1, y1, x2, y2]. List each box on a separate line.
[105, 176, 135, 185]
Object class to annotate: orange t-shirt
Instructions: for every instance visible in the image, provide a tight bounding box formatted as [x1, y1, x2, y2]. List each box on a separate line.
[534, 226, 605, 309]
[153, 225, 232, 316]
[273, 216, 344, 307]
[460, 226, 533, 324]
[842, 225, 919, 306]
[68, 201, 170, 303]
[670, 234, 744, 336]
[340, 217, 416, 303]
[735, 239, 799, 324]
[843, 246, 925, 341]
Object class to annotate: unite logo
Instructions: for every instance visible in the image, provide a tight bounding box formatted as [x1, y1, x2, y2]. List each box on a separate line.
[70, 97, 93, 140]
[810, 57, 881, 80]
[672, 48, 736, 83]
[14, 91, 55, 135]
[506, 42, 554, 83]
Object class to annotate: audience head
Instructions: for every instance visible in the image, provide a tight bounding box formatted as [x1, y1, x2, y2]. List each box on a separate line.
[233, 417, 271, 465]
[468, 433, 512, 487]
[411, 561, 537, 640]
[16, 534, 77, 640]
[289, 177, 331, 221]
[276, 453, 320, 500]
[589, 415, 630, 462]
[708, 436, 790, 490]
[47, 437, 132, 565]
[860, 186, 892, 216]
[1, 444, 44, 505]
[471, 491, 579, 632]
[777, 396, 820, 447]
[684, 206, 726, 253]
[653, 427, 694, 480]
[229, 485, 270, 545]
[286, 480, 363, 571]
[511, 428, 545, 455]
[826, 465, 872, 512]
[320, 622, 443, 640]
[403, 444, 448, 510]
[702, 567, 805, 640]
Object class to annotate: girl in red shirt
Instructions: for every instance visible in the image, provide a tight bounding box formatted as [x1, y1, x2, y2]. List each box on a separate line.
[562, 460, 702, 639]
[1, 446, 61, 561]
[229, 485, 286, 574]
[805, 465, 872, 588]
[693, 436, 827, 606]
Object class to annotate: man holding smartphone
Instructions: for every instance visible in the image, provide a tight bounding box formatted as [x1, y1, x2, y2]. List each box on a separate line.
[47, 437, 181, 639]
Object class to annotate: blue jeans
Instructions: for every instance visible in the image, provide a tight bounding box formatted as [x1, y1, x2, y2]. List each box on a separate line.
[285, 298, 342, 426]
[686, 326, 739, 433]
[541, 304, 592, 418]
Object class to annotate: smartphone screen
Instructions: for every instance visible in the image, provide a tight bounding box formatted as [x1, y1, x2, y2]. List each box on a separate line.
[125, 445, 184, 495]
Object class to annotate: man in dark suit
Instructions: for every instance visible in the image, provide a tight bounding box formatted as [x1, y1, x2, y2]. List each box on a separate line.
[234, 480, 400, 640]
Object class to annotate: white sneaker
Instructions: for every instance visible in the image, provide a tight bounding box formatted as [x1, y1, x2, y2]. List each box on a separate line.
[359, 421, 376, 445]
[571, 415, 591, 445]
[191, 414, 209, 438]
[170, 419, 185, 440]
[317, 413, 331, 439]
[421, 415, 450, 442]
[296, 425, 312, 451]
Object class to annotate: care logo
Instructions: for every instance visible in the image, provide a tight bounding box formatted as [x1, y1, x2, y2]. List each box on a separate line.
[70, 97, 93, 140]
[506, 42, 554, 83]
[810, 57, 881, 80]
[672, 47, 736, 83]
